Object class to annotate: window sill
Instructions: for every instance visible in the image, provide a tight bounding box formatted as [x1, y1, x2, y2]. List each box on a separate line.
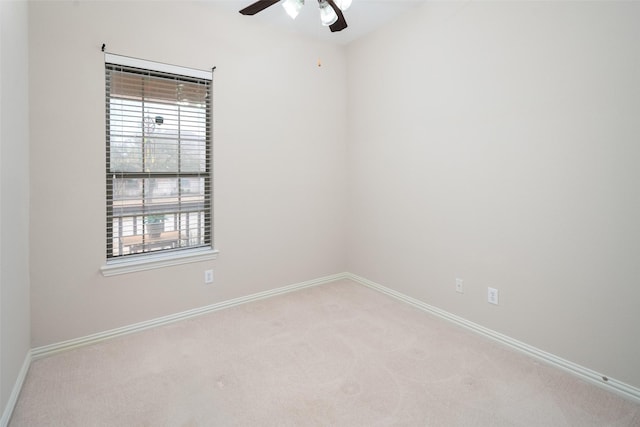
[100, 247, 219, 277]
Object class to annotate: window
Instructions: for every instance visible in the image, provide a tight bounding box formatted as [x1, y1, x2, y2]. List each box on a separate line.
[103, 54, 215, 274]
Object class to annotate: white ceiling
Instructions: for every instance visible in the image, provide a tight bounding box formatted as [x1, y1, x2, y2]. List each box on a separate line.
[212, 0, 427, 45]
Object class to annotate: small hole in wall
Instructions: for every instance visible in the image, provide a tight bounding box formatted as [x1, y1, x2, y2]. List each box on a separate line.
[602, 376, 609, 382]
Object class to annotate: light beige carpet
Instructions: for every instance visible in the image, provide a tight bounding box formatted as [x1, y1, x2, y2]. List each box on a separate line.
[10, 279, 640, 426]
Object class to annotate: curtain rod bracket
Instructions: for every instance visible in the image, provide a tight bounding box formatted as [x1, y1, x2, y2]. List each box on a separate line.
[101, 43, 106, 52]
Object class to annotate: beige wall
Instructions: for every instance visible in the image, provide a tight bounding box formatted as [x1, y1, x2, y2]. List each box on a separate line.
[347, 1, 640, 388]
[1, 0, 31, 413]
[26, 0, 640, 393]
[28, 1, 348, 346]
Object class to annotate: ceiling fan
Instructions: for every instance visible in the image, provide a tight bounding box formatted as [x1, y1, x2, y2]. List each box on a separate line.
[240, 0, 351, 33]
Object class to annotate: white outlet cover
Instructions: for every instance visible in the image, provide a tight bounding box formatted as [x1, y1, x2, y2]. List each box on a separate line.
[488, 287, 499, 305]
[204, 269, 214, 284]
[455, 278, 464, 293]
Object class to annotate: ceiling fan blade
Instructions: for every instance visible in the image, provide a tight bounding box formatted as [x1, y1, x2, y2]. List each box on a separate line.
[240, 0, 281, 16]
[326, 0, 348, 32]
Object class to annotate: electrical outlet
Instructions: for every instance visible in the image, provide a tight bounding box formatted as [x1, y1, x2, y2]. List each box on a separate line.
[455, 278, 464, 294]
[488, 287, 499, 305]
[204, 269, 214, 284]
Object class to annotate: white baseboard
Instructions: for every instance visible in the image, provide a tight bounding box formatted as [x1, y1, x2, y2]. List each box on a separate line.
[31, 273, 348, 360]
[346, 273, 640, 404]
[23, 270, 640, 414]
[1, 350, 32, 427]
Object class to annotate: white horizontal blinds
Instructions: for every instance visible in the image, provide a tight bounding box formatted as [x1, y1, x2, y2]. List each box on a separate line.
[106, 56, 212, 259]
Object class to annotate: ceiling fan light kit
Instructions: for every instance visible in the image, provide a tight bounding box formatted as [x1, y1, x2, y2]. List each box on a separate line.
[319, 0, 338, 26]
[240, 0, 350, 32]
[282, 0, 304, 20]
[335, 0, 352, 12]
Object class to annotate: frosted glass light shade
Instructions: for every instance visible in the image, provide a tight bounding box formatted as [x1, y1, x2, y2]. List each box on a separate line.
[319, 0, 338, 26]
[335, 0, 352, 11]
[282, 0, 304, 20]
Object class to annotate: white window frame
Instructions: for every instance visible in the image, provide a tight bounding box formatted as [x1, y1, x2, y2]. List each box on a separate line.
[101, 54, 217, 277]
